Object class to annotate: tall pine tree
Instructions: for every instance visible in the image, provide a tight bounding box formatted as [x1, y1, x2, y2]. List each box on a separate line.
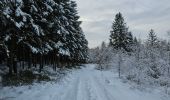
[109, 12, 133, 52]
[0, 0, 88, 74]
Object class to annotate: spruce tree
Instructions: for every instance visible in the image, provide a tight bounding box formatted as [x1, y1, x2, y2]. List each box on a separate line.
[109, 12, 133, 52]
[147, 29, 159, 48]
[133, 37, 138, 45]
[127, 32, 133, 48]
[0, 0, 26, 74]
[63, 0, 88, 63]
[146, 29, 160, 79]
[0, 0, 88, 75]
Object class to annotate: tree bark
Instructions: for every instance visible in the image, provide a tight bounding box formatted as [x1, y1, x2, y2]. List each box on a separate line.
[13, 56, 17, 74]
[7, 57, 12, 75]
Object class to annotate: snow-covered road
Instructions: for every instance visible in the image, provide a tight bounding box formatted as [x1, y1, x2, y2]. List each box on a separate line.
[0, 64, 169, 100]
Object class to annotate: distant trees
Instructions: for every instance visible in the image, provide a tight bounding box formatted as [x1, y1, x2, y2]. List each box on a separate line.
[88, 41, 113, 70]
[88, 47, 100, 63]
[87, 12, 170, 90]
[146, 29, 159, 48]
[90, 27, 170, 88]
[146, 29, 161, 79]
[0, 0, 88, 75]
[97, 42, 112, 70]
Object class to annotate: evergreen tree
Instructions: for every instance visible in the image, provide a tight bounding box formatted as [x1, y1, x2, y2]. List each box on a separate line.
[146, 29, 160, 79]
[146, 29, 159, 48]
[0, 0, 88, 75]
[127, 32, 133, 45]
[133, 37, 138, 45]
[101, 41, 106, 51]
[0, 0, 27, 74]
[63, 0, 88, 63]
[109, 12, 133, 52]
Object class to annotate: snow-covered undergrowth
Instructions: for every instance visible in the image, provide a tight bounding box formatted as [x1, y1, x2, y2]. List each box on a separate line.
[0, 64, 169, 100]
[89, 46, 170, 95]
[0, 66, 76, 100]
[0, 64, 71, 86]
[111, 53, 170, 95]
[100, 57, 170, 95]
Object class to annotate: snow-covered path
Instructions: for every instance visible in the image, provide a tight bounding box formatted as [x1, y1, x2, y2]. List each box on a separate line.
[0, 64, 169, 100]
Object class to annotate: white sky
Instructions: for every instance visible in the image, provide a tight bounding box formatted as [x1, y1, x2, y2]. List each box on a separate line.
[75, 0, 170, 48]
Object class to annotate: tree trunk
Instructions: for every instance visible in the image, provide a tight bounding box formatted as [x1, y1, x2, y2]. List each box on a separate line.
[28, 52, 32, 69]
[168, 67, 170, 77]
[7, 57, 12, 75]
[118, 52, 122, 78]
[13, 56, 17, 74]
[39, 54, 43, 73]
[22, 47, 25, 69]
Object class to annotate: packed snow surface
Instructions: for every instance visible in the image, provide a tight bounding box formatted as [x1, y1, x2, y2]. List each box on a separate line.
[0, 64, 169, 100]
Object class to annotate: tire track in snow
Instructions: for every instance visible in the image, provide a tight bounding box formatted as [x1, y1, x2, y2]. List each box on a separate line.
[88, 74, 112, 100]
[85, 79, 93, 100]
[60, 75, 80, 100]
[60, 69, 92, 100]
[76, 77, 91, 100]
[84, 75, 98, 100]
[93, 75, 116, 100]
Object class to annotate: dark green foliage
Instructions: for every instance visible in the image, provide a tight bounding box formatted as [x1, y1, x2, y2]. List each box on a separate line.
[146, 29, 161, 79]
[0, 0, 88, 84]
[2, 70, 35, 86]
[109, 12, 134, 52]
[37, 74, 51, 82]
[147, 29, 159, 48]
[2, 70, 50, 86]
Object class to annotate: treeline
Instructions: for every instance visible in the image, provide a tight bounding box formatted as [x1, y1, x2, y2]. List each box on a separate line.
[89, 12, 170, 88]
[0, 0, 88, 75]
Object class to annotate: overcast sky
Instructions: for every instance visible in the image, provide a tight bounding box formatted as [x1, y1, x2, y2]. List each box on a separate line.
[75, 0, 170, 48]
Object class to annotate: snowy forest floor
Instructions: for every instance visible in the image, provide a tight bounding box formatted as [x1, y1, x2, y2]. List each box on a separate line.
[0, 64, 169, 100]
